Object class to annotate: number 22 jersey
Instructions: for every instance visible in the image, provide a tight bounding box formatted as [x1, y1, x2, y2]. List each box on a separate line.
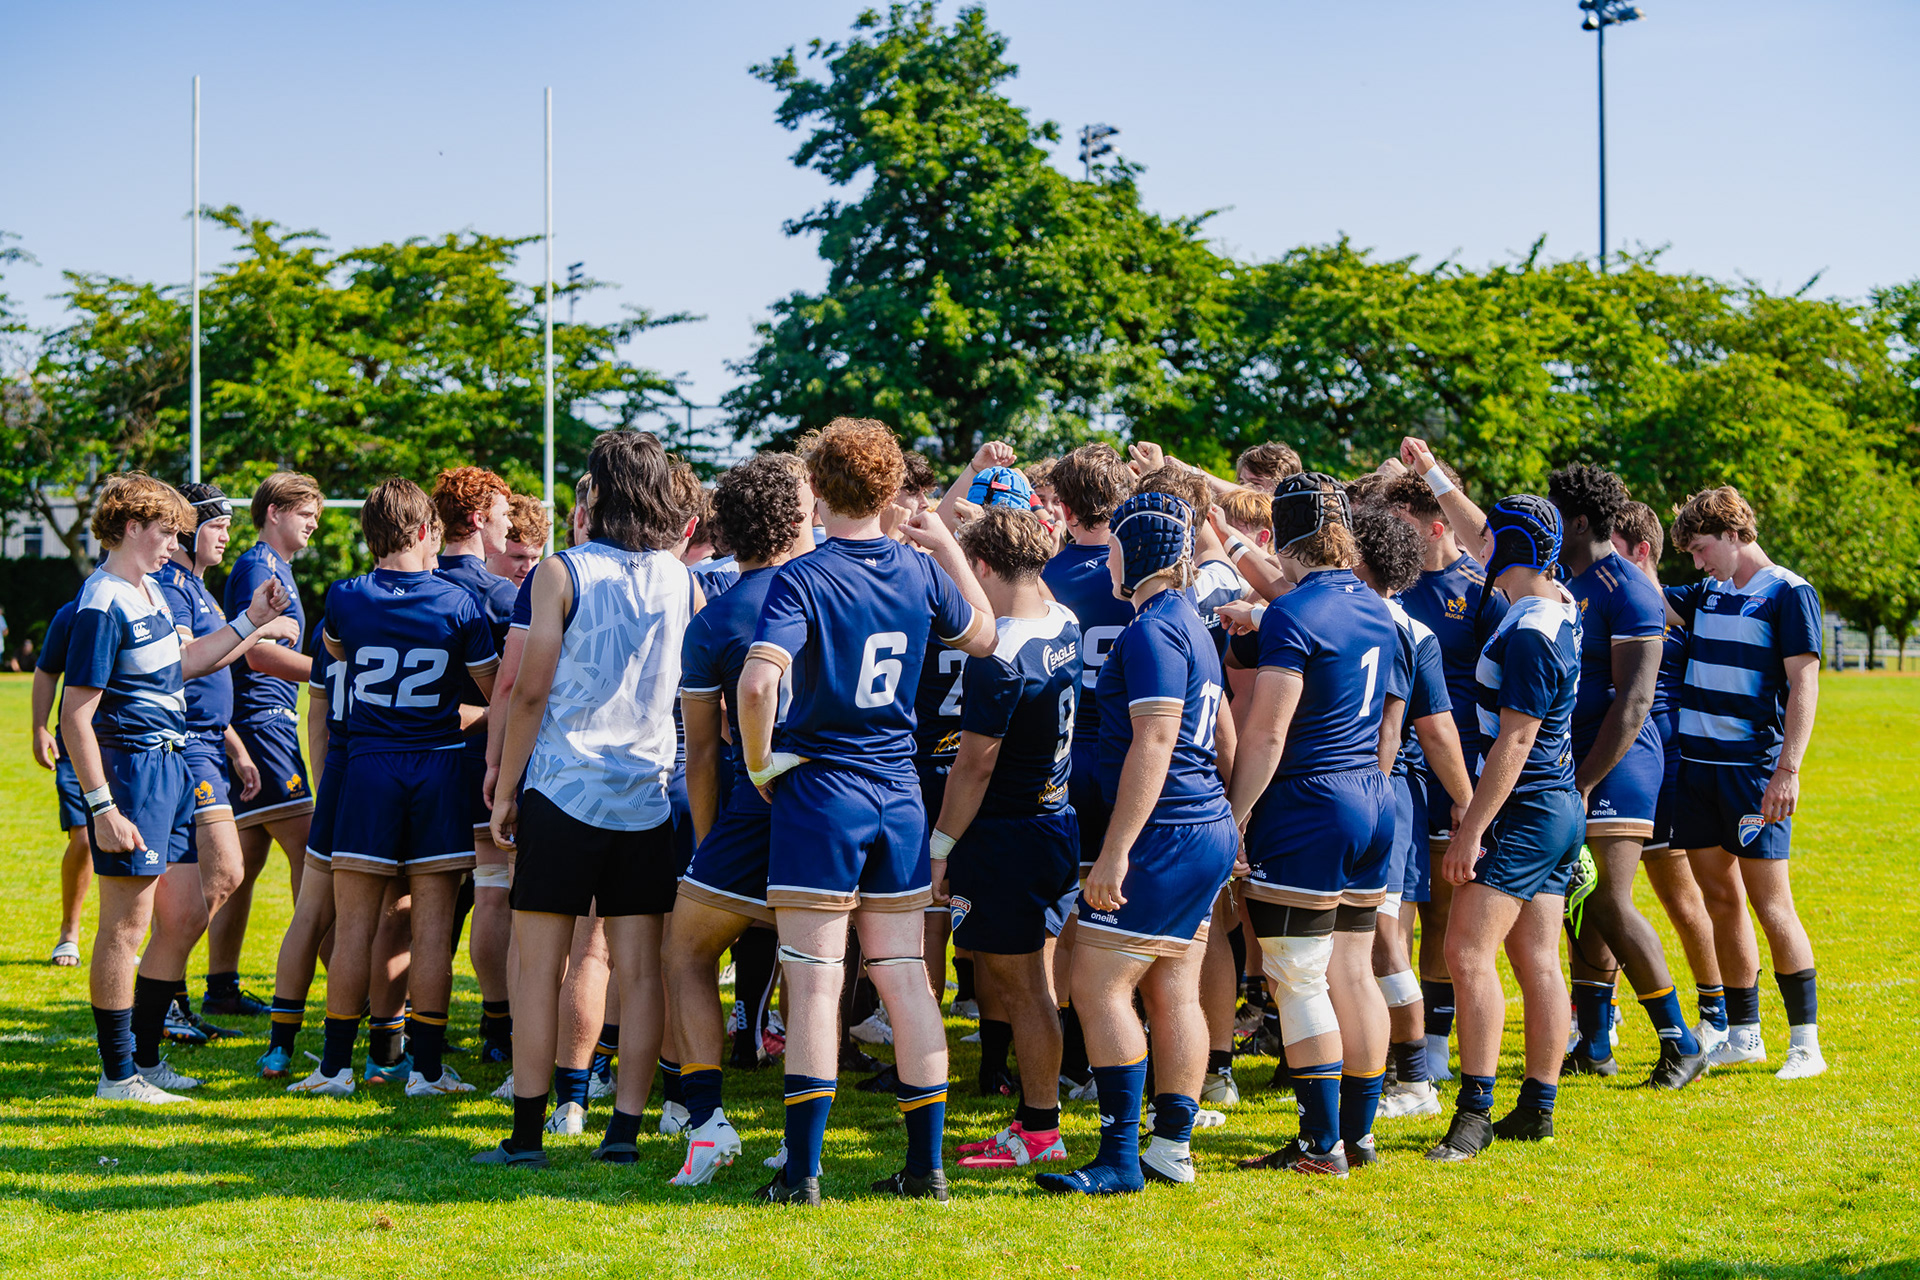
[323, 569, 499, 755]
[750, 536, 977, 784]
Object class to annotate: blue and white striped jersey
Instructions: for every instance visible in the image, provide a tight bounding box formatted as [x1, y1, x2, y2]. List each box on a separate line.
[1473, 593, 1580, 794]
[65, 569, 189, 751]
[960, 603, 1080, 819]
[1665, 565, 1821, 768]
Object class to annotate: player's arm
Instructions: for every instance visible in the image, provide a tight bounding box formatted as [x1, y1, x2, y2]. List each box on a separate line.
[935, 440, 1015, 529]
[181, 578, 294, 680]
[1573, 637, 1660, 796]
[1443, 707, 1540, 885]
[58, 685, 144, 855]
[491, 563, 570, 848]
[681, 691, 724, 845]
[30, 669, 58, 769]
[484, 627, 528, 795]
[1083, 710, 1180, 913]
[225, 724, 261, 801]
[736, 653, 790, 803]
[1763, 652, 1819, 825]
[1413, 711, 1474, 821]
[1378, 695, 1406, 776]
[1213, 687, 1238, 787]
[930, 730, 1002, 904]
[306, 685, 330, 787]
[1225, 667, 1304, 828]
[901, 512, 996, 656]
[1400, 437, 1490, 563]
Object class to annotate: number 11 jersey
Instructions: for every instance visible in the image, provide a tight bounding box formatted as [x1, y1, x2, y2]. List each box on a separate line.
[750, 536, 977, 784]
[323, 569, 500, 755]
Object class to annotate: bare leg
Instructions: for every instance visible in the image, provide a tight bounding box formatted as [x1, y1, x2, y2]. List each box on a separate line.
[324, 871, 391, 1020]
[1688, 848, 1761, 990]
[1643, 851, 1721, 990]
[1737, 859, 1815, 973]
[138, 862, 210, 984]
[1329, 926, 1389, 1075]
[367, 887, 412, 1021]
[557, 915, 610, 1072]
[1138, 943, 1209, 1103]
[57, 826, 94, 959]
[1443, 884, 1524, 1080]
[1069, 947, 1152, 1066]
[665, 900, 750, 1073]
[603, 914, 665, 1116]
[196, 818, 249, 975]
[855, 908, 947, 1086]
[469, 832, 511, 1005]
[774, 908, 851, 1081]
[272, 861, 335, 1002]
[1505, 895, 1569, 1085]
[1587, 835, 1676, 996]
[978, 949, 1060, 1110]
[1200, 891, 1238, 1056]
[91, 875, 157, 1018]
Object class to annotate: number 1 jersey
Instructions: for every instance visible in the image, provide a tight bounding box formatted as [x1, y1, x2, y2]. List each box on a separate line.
[323, 569, 500, 755]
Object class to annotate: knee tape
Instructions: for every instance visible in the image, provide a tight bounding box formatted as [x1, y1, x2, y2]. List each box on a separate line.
[1380, 891, 1403, 918]
[472, 865, 511, 891]
[1258, 934, 1338, 1045]
[864, 955, 924, 970]
[777, 945, 841, 968]
[1377, 969, 1421, 1008]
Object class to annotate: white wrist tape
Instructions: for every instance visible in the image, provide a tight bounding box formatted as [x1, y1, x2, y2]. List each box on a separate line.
[230, 613, 258, 642]
[83, 784, 116, 814]
[1423, 465, 1454, 498]
[928, 830, 956, 861]
[1225, 537, 1252, 562]
[1250, 603, 1268, 628]
[748, 752, 805, 788]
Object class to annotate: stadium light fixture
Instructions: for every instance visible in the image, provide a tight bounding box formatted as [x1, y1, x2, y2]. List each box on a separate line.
[1077, 123, 1119, 182]
[1578, 1, 1645, 273]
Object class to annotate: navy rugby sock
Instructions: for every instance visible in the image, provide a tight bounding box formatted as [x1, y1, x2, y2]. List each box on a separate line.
[1150, 1092, 1198, 1145]
[93, 1006, 135, 1081]
[603, 1108, 643, 1149]
[1775, 969, 1817, 1027]
[131, 975, 174, 1070]
[407, 1010, 448, 1081]
[1458, 1072, 1495, 1115]
[658, 1057, 683, 1105]
[1058, 1004, 1090, 1081]
[510, 1092, 546, 1153]
[368, 1014, 407, 1067]
[953, 958, 975, 1004]
[782, 1075, 836, 1187]
[1638, 986, 1701, 1055]
[682, 1064, 724, 1130]
[1339, 1069, 1385, 1149]
[1016, 1102, 1060, 1133]
[1206, 1048, 1233, 1075]
[206, 970, 240, 1001]
[898, 1080, 947, 1177]
[268, 996, 304, 1054]
[320, 1015, 360, 1077]
[1726, 984, 1761, 1027]
[553, 1066, 591, 1111]
[1422, 980, 1455, 1037]
[1391, 1039, 1429, 1084]
[1697, 984, 1728, 1033]
[590, 1024, 618, 1075]
[978, 1019, 1013, 1084]
[1517, 1076, 1558, 1115]
[1294, 1060, 1342, 1155]
[1573, 979, 1615, 1059]
[1088, 1057, 1147, 1169]
[479, 999, 512, 1049]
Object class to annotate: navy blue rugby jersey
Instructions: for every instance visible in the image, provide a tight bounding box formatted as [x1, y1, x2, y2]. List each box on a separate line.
[1398, 552, 1509, 748]
[1042, 541, 1134, 749]
[306, 612, 350, 759]
[65, 569, 188, 751]
[224, 541, 305, 721]
[913, 634, 966, 777]
[1473, 593, 1581, 794]
[1651, 618, 1688, 742]
[1387, 597, 1451, 778]
[152, 562, 234, 733]
[692, 557, 741, 602]
[436, 553, 520, 749]
[1094, 589, 1230, 824]
[960, 603, 1081, 819]
[749, 536, 976, 782]
[679, 564, 785, 791]
[324, 570, 499, 755]
[38, 601, 76, 747]
[1256, 568, 1404, 779]
[1566, 551, 1665, 758]
[1665, 565, 1821, 769]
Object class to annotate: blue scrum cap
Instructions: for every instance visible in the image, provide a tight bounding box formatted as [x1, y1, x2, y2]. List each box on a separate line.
[1110, 490, 1193, 598]
[1483, 494, 1564, 583]
[967, 466, 1039, 511]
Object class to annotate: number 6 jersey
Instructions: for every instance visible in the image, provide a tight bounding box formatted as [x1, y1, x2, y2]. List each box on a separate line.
[323, 569, 499, 755]
[750, 536, 977, 784]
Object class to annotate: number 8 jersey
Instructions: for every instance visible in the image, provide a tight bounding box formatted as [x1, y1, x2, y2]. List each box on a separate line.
[750, 536, 977, 783]
[323, 569, 500, 754]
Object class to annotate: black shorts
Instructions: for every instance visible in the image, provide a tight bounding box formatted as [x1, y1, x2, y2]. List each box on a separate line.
[508, 789, 678, 917]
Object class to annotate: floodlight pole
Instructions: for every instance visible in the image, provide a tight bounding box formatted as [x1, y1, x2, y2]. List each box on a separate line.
[543, 86, 555, 554]
[190, 76, 202, 483]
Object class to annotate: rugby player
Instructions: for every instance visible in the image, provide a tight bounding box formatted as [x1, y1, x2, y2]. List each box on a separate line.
[1039, 443, 1139, 1098]
[431, 466, 520, 1066]
[480, 432, 692, 1165]
[736, 418, 997, 1205]
[1612, 501, 1728, 1050]
[1385, 454, 1510, 1078]
[1426, 495, 1581, 1161]
[32, 599, 93, 967]
[932, 507, 1081, 1170]
[289, 479, 497, 1100]
[64, 475, 289, 1101]
[219, 471, 323, 1015]
[1234, 443, 1303, 494]
[1227, 476, 1398, 1176]
[1036, 490, 1236, 1194]
[490, 493, 549, 586]
[668, 452, 814, 1185]
[1547, 465, 1707, 1087]
[1662, 487, 1825, 1079]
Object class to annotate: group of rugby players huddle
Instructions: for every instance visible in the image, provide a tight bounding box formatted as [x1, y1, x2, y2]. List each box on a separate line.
[42, 417, 1826, 1202]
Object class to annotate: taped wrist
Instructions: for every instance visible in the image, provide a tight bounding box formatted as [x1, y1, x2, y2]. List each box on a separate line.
[748, 752, 804, 788]
[1423, 465, 1454, 497]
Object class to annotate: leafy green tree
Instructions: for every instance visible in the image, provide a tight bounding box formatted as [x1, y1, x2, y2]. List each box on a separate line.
[724, 2, 1228, 461]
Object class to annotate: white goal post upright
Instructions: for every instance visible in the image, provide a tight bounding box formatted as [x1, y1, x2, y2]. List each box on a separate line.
[190, 75, 202, 485]
[543, 86, 555, 555]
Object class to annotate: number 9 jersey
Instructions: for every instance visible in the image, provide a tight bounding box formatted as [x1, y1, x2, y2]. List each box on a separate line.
[323, 569, 500, 754]
[750, 536, 976, 783]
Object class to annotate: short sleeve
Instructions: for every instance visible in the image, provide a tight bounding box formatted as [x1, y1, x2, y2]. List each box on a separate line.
[306, 618, 329, 692]
[510, 566, 537, 630]
[458, 598, 498, 670]
[1776, 582, 1823, 660]
[153, 576, 195, 632]
[1386, 626, 1414, 704]
[322, 582, 345, 645]
[38, 607, 73, 675]
[1256, 600, 1313, 674]
[1664, 581, 1706, 629]
[1614, 575, 1666, 641]
[751, 567, 813, 662]
[680, 614, 723, 696]
[959, 655, 1023, 739]
[1411, 635, 1451, 720]
[927, 560, 977, 646]
[1116, 619, 1187, 715]
[65, 605, 121, 691]
[223, 553, 268, 620]
[1497, 627, 1563, 721]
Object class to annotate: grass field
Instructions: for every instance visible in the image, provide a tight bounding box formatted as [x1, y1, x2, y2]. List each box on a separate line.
[0, 672, 1915, 1279]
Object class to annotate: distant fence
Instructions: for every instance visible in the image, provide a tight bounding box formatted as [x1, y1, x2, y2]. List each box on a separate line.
[1826, 617, 1915, 672]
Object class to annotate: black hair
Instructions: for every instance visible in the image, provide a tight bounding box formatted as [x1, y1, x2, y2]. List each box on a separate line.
[712, 453, 806, 565]
[586, 431, 684, 552]
[1547, 463, 1632, 543]
[1350, 503, 1424, 595]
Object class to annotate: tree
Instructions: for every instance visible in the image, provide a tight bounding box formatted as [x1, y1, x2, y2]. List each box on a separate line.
[724, 2, 1228, 462]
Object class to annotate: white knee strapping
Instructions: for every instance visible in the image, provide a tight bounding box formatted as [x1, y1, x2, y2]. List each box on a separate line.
[864, 955, 923, 969]
[1377, 968, 1421, 1008]
[777, 945, 840, 967]
[1259, 934, 1338, 1045]
[472, 865, 511, 890]
[1380, 891, 1403, 918]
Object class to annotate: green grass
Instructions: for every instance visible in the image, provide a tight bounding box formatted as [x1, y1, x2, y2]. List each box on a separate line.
[0, 672, 1915, 1279]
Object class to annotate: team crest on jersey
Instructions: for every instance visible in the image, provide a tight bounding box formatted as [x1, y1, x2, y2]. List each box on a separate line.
[948, 895, 972, 930]
[1444, 596, 1469, 620]
[1044, 642, 1079, 674]
[934, 731, 962, 757]
[286, 774, 305, 795]
[1738, 814, 1765, 847]
[194, 780, 215, 804]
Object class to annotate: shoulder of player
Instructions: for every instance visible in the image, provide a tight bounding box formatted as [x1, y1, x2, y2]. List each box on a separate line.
[990, 603, 1077, 662]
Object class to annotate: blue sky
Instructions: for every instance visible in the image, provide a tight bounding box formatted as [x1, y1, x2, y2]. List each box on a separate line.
[6, 0, 1916, 430]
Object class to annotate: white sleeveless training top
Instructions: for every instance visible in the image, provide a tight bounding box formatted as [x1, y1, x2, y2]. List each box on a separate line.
[524, 539, 690, 830]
